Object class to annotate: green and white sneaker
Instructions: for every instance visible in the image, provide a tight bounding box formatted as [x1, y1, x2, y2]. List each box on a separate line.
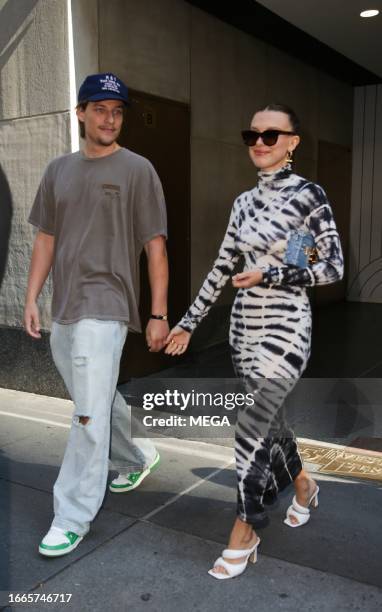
[109, 452, 160, 493]
[39, 526, 83, 557]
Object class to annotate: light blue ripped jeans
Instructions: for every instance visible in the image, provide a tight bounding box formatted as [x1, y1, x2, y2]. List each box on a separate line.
[49, 318, 157, 536]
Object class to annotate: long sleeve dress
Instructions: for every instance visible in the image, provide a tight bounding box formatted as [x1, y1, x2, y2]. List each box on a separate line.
[177, 163, 344, 526]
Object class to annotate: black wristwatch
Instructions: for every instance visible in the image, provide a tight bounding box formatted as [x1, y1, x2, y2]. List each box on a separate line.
[150, 314, 168, 321]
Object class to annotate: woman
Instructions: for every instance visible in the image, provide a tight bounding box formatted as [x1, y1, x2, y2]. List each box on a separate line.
[165, 104, 344, 579]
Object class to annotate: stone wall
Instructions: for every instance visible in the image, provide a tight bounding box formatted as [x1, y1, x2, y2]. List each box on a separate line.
[0, 0, 71, 395]
[0, 0, 71, 330]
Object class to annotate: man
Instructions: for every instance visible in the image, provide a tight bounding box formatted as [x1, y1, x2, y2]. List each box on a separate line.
[24, 73, 169, 557]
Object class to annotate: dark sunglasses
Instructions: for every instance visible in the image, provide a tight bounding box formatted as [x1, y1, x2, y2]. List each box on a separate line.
[241, 129, 296, 147]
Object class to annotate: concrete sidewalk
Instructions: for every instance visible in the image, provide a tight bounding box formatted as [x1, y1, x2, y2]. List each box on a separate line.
[1, 388, 382, 612]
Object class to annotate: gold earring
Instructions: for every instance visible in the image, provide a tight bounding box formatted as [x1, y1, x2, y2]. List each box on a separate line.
[286, 150, 294, 163]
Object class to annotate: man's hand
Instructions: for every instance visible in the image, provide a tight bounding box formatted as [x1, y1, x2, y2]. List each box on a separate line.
[232, 269, 263, 288]
[24, 230, 54, 339]
[24, 301, 42, 339]
[146, 319, 170, 352]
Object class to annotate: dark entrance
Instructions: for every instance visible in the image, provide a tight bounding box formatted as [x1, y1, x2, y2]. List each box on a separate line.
[313, 140, 352, 305]
[117, 90, 191, 381]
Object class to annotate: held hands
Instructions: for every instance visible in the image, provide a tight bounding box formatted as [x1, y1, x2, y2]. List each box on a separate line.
[146, 319, 170, 352]
[232, 269, 263, 288]
[164, 326, 191, 356]
[24, 301, 42, 339]
[163, 271, 265, 358]
[161, 269, 264, 358]
[161, 268, 263, 358]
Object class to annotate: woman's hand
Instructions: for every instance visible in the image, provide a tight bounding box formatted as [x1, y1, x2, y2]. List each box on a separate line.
[164, 326, 191, 356]
[232, 269, 263, 288]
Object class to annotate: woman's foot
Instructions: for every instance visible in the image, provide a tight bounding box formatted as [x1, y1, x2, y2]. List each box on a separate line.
[209, 518, 259, 577]
[289, 472, 318, 526]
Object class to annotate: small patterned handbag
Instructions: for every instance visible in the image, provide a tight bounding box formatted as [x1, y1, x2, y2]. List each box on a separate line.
[283, 229, 318, 268]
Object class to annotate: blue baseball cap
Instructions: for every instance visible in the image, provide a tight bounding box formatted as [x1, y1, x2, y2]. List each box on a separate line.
[78, 73, 129, 104]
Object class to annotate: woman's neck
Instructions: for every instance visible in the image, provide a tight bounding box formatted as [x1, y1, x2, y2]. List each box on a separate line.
[257, 162, 293, 188]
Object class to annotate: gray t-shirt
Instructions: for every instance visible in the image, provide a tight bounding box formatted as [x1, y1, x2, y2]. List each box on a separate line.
[28, 147, 167, 332]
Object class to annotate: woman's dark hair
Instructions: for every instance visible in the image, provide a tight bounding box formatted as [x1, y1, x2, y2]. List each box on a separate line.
[76, 101, 89, 138]
[257, 103, 300, 135]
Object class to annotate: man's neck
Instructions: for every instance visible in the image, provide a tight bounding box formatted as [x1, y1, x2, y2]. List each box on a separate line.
[82, 141, 121, 159]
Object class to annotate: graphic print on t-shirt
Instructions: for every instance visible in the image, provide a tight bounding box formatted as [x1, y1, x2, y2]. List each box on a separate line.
[102, 184, 121, 196]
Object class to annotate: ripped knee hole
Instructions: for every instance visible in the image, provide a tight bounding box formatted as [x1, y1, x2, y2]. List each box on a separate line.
[73, 415, 91, 425]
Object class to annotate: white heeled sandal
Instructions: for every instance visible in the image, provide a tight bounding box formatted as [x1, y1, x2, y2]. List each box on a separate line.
[208, 537, 261, 580]
[284, 484, 320, 528]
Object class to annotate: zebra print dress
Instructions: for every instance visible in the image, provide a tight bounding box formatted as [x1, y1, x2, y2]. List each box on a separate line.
[178, 163, 344, 526]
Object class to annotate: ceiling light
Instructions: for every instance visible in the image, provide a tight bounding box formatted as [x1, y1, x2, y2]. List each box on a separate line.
[360, 9, 380, 17]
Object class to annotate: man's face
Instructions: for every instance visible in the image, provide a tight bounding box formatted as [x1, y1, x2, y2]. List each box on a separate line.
[76, 99, 124, 146]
